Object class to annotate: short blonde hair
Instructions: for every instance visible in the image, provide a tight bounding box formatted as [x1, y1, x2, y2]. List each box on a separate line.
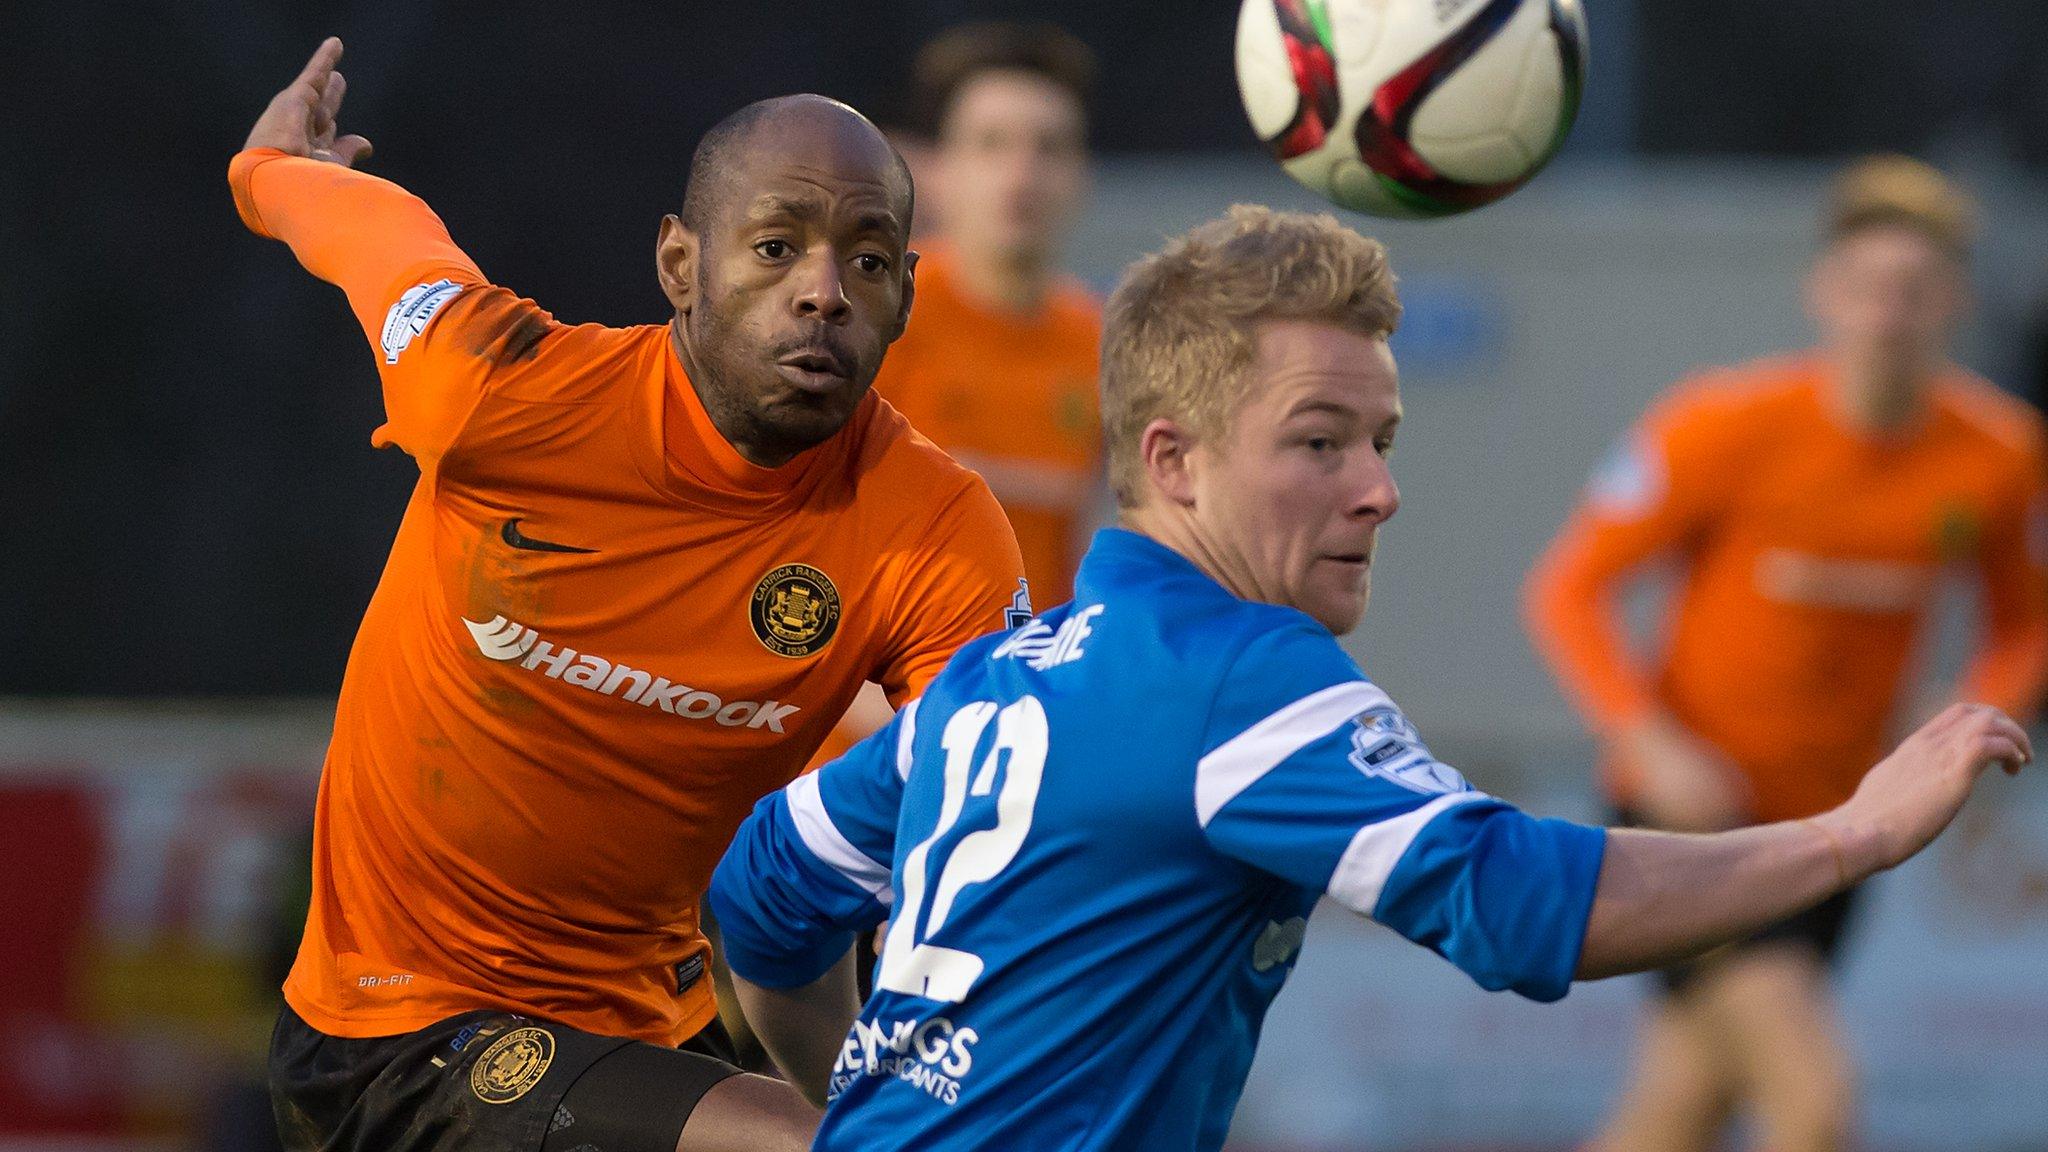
[1825, 154, 1975, 259]
[1100, 205, 1402, 507]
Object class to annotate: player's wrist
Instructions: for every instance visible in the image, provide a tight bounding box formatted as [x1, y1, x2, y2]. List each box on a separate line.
[1807, 809, 1887, 885]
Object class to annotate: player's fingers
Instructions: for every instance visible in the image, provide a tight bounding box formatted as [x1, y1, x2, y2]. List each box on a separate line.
[1967, 708, 2030, 759]
[292, 36, 344, 90]
[1994, 714, 2031, 764]
[320, 70, 348, 125]
[329, 134, 374, 168]
[1976, 733, 2026, 777]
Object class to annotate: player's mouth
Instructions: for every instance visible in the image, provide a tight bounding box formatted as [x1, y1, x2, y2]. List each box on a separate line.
[774, 348, 853, 394]
[1321, 542, 1375, 575]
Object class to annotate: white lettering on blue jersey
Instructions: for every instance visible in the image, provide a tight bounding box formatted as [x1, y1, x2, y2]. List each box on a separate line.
[990, 604, 1103, 670]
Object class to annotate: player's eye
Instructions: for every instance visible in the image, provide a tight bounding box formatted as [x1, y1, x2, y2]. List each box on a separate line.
[853, 252, 890, 275]
[754, 239, 794, 260]
[1374, 436, 1397, 459]
[1305, 436, 1336, 454]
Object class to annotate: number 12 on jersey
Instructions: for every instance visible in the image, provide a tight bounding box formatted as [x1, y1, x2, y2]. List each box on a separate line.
[877, 696, 1049, 1002]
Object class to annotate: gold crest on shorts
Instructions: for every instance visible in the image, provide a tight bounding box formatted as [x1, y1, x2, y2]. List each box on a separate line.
[750, 563, 842, 658]
[470, 1026, 554, 1104]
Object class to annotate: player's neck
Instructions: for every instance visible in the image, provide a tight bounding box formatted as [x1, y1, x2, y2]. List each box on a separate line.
[667, 321, 802, 469]
[1828, 352, 1937, 435]
[948, 243, 1055, 315]
[1119, 506, 1254, 604]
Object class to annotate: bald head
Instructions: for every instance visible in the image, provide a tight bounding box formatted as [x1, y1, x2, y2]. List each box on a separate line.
[657, 94, 922, 469]
[681, 94, 914, 240]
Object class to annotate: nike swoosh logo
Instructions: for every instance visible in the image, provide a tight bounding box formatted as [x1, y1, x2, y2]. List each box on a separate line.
[501, 518, 596, 554]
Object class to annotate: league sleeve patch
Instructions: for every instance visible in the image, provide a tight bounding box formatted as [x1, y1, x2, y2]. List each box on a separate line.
[1004, 578, 1034, 630]
[1347, 708, 1471, 795]
[1584, 432, 1664, 518]
[380, 278, 465, 365]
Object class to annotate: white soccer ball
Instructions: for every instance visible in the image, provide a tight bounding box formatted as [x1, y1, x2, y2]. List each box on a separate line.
[1235, 0, 1588, 218]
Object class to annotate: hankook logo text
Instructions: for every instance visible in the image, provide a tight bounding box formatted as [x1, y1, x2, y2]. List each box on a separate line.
[463, 615, 798, 732]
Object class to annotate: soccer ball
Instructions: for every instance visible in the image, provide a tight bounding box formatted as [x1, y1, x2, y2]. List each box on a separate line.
[1235, 0, 1588, 218]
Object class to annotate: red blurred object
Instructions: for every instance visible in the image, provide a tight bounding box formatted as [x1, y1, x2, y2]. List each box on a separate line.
[0, 780, 125, 1135]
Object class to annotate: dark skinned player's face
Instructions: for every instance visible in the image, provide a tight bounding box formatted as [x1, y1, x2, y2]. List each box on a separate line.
[661, 120, 914, 468]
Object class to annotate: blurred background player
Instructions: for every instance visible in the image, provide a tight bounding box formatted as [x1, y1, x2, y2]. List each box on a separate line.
[808, 21, 1102, 761]
[233, 40, 1025, 1152]
[1525, 156, 2048, 1152]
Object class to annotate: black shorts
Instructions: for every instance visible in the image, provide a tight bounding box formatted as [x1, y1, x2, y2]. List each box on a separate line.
[268, 1004, 741, 1152]
[1609, 806, 1863, 997]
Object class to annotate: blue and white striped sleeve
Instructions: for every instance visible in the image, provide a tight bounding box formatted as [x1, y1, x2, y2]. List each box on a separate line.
[1197, 622, 1606, 1002]
[707, 700, 920, 990]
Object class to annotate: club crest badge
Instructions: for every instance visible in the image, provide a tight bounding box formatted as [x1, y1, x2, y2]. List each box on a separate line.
[751, 563, 842, 658]
[470, 1026, 554, 1104]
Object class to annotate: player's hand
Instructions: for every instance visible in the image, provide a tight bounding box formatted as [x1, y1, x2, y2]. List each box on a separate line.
[244, 37, 373, 167]
[1617, 712, 1751, 832]
[1823, 702, 2031, 874]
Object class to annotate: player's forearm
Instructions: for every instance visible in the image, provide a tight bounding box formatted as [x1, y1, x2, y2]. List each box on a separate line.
[1574, 818, 1880, 979]
[229, 148, 481, 325]
[732, 952, 860, 1108]
[1522, 537, 1658, 736]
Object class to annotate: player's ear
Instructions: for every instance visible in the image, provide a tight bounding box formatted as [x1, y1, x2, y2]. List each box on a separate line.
[656, 214, 699, 314]
[1139, 417, 1200, 508]
[889, 248, 920, 342]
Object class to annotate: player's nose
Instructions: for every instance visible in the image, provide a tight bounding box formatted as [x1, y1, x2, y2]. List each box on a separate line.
[1353, 456, 1399, 524]
[789, 251, 852, 324]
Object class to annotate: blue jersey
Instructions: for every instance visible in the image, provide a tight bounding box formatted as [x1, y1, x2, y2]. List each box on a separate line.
[709, 528, 1606, 1151]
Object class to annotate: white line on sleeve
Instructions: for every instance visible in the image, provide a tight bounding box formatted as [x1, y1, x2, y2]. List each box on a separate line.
[1326, 792, 1487, 917]
[1195, 680, 1392, 827]
[785, 771, 893, 901]
[895, 698, 921, 782]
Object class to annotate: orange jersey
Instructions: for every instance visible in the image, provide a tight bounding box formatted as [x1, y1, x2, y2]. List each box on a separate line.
[1526, 355, 2048, 823]
[230, 149, 1025, 1045]
[875, 244, 1101, 606]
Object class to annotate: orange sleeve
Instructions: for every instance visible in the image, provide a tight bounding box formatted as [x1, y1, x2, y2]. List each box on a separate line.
[1523, 390, 1738, 735]
[1960, 445, 2048, 719]
[228, 148, 557, 465]
[874, 476, 1030, 706]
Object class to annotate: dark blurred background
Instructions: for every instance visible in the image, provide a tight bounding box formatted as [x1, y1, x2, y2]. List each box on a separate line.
[8, 0, 2048, 695]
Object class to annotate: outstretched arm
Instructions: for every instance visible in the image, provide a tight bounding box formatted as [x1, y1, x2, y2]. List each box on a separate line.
[1194, 625, 2031, 1001]
[1576, 702, 2031, 977]
[232, 39, 562, 466]
[232, 38, 483, 341]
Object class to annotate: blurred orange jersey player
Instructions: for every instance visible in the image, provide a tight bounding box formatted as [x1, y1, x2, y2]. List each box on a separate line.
[878, 241, 1100, 605]
[1530, 353, 2048, 822]
[1526, 156, 2048, 1152]
[232, 41, 1023, 1152]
